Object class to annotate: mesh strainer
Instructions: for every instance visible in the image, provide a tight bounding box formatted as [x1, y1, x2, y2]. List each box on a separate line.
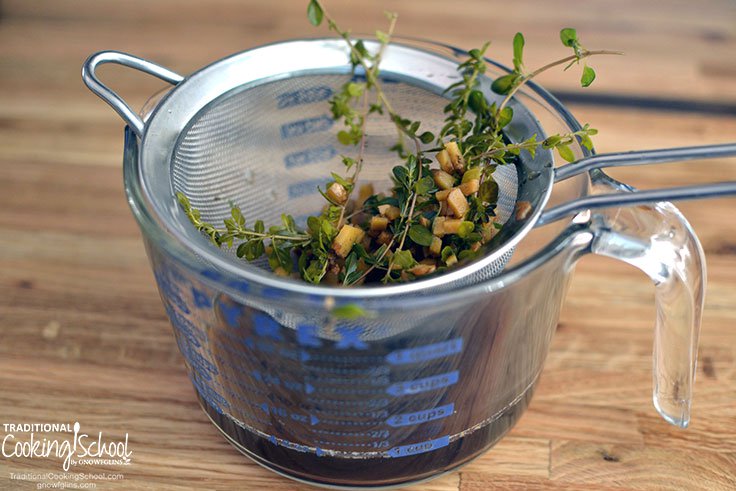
[82, 39, 736, 295]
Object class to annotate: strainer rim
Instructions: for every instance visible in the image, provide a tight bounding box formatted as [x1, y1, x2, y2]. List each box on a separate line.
[127, 37, 587, 301]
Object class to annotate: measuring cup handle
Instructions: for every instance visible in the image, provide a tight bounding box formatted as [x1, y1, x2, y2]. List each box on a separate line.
[585, 177, 704, 428]
[82, 51, 184, 138]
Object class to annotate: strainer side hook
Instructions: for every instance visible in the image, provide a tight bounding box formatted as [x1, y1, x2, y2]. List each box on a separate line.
[82, 51, 184, 138]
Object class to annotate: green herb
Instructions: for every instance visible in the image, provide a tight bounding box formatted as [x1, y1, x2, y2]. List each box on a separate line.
[176, 3, 620, 287]
[332, 303, 368, 319]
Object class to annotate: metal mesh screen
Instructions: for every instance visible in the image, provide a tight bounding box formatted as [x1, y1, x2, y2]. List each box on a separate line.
[170, 74, 519, 287]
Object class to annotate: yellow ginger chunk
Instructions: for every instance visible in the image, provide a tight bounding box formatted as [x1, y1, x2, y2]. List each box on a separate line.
[332, 225, 365, 258]
[432, 216, 446, 237]
[409, 260, 437, 276]
[377, 231, 392, 245]
[442, 218, 463, 234]
[432, 170, 455, 190]
[429, 236, 442, 256]
[435, 149, 453, 173]
[444, 141, 465, 173]
[481, 219, 499, 242]
[446, 188, 469, 217]
[459, 179, 479, 196]
[377, 204, 401, 221]
[369, 215, 389, 232]
[515, 201, 533, 220]
[435, 189, 451, 201]
[327, 182, 348, 205]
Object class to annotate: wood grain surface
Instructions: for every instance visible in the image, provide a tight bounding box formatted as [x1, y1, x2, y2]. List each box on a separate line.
[1, 0, 735, 489]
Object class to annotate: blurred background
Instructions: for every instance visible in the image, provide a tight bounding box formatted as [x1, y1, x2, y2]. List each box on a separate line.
[1, 0, 735, 489]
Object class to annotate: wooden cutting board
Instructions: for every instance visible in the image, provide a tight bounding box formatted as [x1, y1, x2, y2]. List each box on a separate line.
[1, 0, 735, 489]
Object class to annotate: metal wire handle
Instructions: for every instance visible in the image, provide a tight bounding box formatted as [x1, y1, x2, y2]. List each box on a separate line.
[82, 51, 184, 137]
[538, 142, 736, 225]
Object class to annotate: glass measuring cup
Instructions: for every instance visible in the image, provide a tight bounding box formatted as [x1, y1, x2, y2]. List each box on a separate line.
[106, 39, 711, 488]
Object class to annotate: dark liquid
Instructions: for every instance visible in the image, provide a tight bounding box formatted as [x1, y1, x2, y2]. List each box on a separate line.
[197, 385, 533, 488]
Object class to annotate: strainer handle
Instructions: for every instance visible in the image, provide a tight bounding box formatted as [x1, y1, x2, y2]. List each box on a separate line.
[539, 142, 736, 226]
[82, 51, 184, 138]
[553, 142, 736, 182]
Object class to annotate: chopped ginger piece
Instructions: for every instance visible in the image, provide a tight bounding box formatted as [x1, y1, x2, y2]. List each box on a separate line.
[515, 201, 533, 220]
[432, 216, 446, 237]
[377, 204, 401, 221]
[409, 260, 437, 276]
[327, 182, 348, 205]
[481, 219, 499, 242]
[435, 149, 453, 174]
[444, 141, 465, 173]
[429, 236, 442, 256]
[459, 179, 479, 196]
[446, 188, 469, 217]
[332, 224, 365, 257]
[445, 253, 458, 267]
[432, 169, 455, 190]
[377, 230, 392, 245]
[435, 189, 451, 201]
[442, 218, 463, 234]
[369, 215, 389, 232]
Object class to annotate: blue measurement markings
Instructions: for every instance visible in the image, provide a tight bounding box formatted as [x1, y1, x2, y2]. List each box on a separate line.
[164, 303, 205, 349]
[219, 302, 242, 328]
[252, 313, 283, 341]
[386, 403, 455, 427]
[258, 403, 320, 426]
[387, 435, 450, 458]
[190, 374, 229, 414]
[176, 335, 218, 382]
[284, 145, 337, 169]
[334, 327, 368, 350]
[190, 286, 212, 309]
[155, 268, 190, 314]
[280, 115, 334, 139]
[297, 324, 322, 347]
[386, 338, 463, 365]
[276, 86, 333, 109]
[288, 177, 330, 199]
[386, 371, 459, 397]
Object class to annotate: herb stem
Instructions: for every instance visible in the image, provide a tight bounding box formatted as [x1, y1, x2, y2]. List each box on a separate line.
[383, 185, 418, 282]
[497, 49, 623, 117]
[315, 2, 413, 152]
[337, 90, 370, 229]
[231, 230, 311, 243]
[351, 237, 395, 285]
[470, 140, 538, 162]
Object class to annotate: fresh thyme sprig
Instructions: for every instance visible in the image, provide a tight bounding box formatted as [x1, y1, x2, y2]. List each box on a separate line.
[492, 29, 622, 123]
[308, 0, 437, 283]
[177, 192, 311, 276]
[176, 4, 620, 286]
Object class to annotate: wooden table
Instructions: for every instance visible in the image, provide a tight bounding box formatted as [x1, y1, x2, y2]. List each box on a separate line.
[1, 0, 735, 489]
